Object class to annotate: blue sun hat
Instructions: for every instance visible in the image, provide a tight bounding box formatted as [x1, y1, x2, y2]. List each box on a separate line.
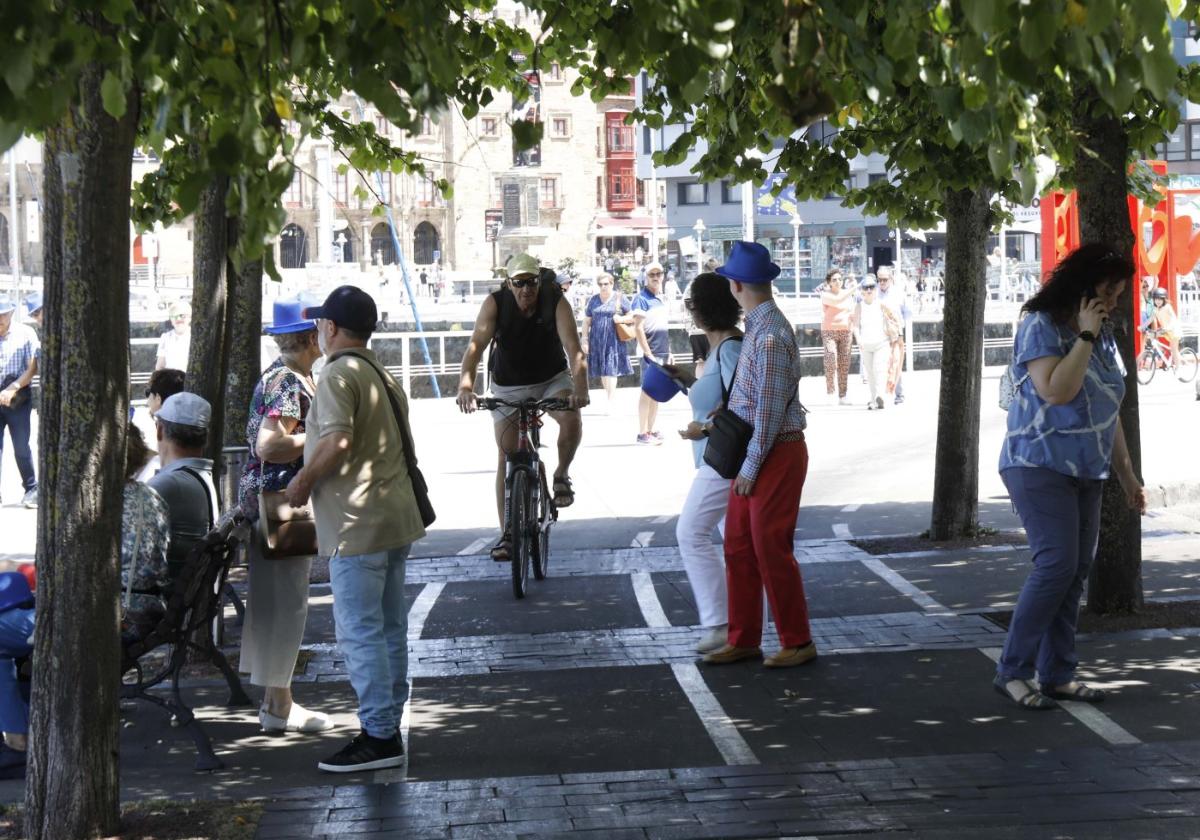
[264, 293, 320, 335]
[715, 241, 781, 284]
[23, 291, 43, 316]
[641, 359, 687, 403]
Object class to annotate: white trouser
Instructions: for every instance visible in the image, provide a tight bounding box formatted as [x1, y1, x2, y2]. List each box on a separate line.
[859, 340, 891, 403]
[676, 465, 732, 628]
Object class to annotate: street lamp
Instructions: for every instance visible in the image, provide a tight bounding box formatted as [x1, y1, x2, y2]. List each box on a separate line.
[693, 218, 706, 280]
[790, 212, 802, 299]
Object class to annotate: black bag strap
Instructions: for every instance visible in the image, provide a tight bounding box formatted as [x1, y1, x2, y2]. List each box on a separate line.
[178, 466, 216, 531]
[713, 336, 744, 405]
[340, 350, 422, 480]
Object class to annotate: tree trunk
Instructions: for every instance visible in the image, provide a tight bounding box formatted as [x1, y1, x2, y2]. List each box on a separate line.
[220, 245, 262, 513]
[929, 186, 993, 539]
[26, 62, 137, 840]
[188, 175, 230, 466]
[1072, 85, 1143, 614]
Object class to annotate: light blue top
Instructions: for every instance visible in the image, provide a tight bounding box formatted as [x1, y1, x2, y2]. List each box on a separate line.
[688, 337, 742, 468]
[999, 311, 1126, 480]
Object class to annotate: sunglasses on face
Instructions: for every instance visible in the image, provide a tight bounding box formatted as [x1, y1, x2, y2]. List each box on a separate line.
[862, 286, 877, 291]
[647, 271, 663, 277]
[510, 276, 538, 289]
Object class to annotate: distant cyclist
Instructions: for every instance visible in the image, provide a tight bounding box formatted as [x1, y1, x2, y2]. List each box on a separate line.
[456, 253, 589, 560]
[1147, 286, 1181, 369]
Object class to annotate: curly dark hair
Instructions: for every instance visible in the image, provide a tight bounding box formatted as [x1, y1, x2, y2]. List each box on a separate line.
[1023, 243, 1134, 323]
[687, 272, 741, 331]
[825, 268, 843, 283]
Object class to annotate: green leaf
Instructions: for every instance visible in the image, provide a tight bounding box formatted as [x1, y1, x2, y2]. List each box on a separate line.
[964, 0, 998, 34]
[987, 143, 1010, 180]
[1139, 43, 1179, 101]
[100, 70, 127, 119]
[2, 43, 34, 96]
[1019, 6, 1057, 60]
[962, 81, 989, 111]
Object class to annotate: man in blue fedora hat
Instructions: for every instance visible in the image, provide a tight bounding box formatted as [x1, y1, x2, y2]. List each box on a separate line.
[702, 241, 816, 669]
[22, 293, 43, 329]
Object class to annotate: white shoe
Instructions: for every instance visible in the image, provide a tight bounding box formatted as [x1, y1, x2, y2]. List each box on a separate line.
[695, 625, 728, 654]
[838, 397, 853, 406]
[260, 703, 334, 734]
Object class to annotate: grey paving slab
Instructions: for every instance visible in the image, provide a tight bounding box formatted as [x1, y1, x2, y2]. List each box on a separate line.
[405, 666, 725, 782]
[698, 648, 1102, 765]
[882, 550, 1031, 612]
[419, 575, 646, 640]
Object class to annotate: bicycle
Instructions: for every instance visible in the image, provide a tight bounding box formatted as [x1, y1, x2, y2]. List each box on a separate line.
[476, 397, 567, 599]
[1136, 328, 1198, 385]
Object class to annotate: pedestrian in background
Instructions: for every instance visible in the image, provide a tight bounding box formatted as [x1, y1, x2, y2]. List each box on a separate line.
[632, 262, 670, 445]
[666, 273, 742, 654]
[238, 295, 332, 736]
[995, 244, 1146, 710]
[22, 293, 42, 329]
[875, 266, 910, 404]
[155, 300, 191, 371]
[286, 286, 424, 773]
[701, 242, 816, 669]
[136, 368, 186, 481]
[0, 295, 39, 508]
[819, 269, 854, 406]
[582, 273, 634, 408]
[851, 276, 900, 410]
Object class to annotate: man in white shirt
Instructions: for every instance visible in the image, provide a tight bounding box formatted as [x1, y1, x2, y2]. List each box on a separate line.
[155, 300, 192, 371]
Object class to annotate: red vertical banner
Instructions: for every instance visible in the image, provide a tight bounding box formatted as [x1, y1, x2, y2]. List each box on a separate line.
[1040, 190, 1080, 280]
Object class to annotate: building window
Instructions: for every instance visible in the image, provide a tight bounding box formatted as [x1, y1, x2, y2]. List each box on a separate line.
[551, 116, 571, 138]
[418, 175, 438, 206]
[1164, 125, 1187, 161]
[334, 169, 350, 204]
[283, 170, 304, 206]
[374, 113, 390, 138]
[419, 115, 434, 137]
[678, 182, 707, 206]
[1190, 123, 1200, 161]
[492, 177, 504, 208]
[721, 181, 741, 204]
[596, 126, 603, 158]
[636, 179, 646, 207]
[481, 115, 499, 137]
[642, 126, 652, 155]
[596, 176, 604, 208]
[547, 62, 563, 82]
[610, 171, 635, 201]
[540, 177, 559, 208]
[607, 124, 634, 154]
[868, 172, 887, 185]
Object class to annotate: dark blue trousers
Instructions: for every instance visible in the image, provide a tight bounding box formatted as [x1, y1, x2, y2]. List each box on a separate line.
[997, 467, 1103, 686]
[0, 400, 36, 494]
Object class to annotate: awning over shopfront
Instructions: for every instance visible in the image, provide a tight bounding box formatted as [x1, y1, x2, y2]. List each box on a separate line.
[592, 215, 656, 238]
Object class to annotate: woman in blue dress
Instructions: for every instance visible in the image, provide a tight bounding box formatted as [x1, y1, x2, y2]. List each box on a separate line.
[582, 273, 634, 407]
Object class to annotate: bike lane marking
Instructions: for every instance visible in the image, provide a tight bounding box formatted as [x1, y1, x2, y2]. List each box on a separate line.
[631, 530, 655, 548]
[457, 537, 491, 556]
[858, 556, 952, 614]
[841, 503, 861, 513]
[631, 572, 671, 627]
[833, 523, 853, 539]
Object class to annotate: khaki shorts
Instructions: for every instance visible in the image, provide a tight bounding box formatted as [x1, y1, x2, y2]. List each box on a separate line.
[489, 370, 574, 422]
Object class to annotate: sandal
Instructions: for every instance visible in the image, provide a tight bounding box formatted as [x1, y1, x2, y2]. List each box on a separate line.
[1041, 682, 1106, 703]
[993, 676, 1058, 710]
[490, 533, 512, 562]
[552, 476, 575, 508]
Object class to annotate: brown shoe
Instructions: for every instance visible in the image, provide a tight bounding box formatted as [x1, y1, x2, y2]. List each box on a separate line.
[764, 642, 818, 668]
[702, 644, 763, 665]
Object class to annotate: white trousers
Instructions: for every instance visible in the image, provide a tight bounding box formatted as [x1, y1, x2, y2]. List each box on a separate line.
[859, 340, 891, 404]
[240, 534, 314, 688]
[675, 465, 731, 628]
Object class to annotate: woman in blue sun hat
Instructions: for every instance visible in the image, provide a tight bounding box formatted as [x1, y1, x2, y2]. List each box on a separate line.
[237, 294, 333, 736]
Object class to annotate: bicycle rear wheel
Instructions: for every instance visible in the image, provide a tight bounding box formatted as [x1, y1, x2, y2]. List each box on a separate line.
[1136, 349, 1157, 385]
[508, 469, 533, 599]
[533, 465, 553, 581]
[1176, 347, 1198, 383]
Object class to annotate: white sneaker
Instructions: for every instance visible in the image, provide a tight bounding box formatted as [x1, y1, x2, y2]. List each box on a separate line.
[838, 397, 853, 406]
[695, 625, 728, 654]
[260, 703, 334, 734]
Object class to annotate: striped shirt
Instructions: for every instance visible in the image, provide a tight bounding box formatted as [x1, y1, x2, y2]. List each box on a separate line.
[0, 321, 38, 388]
[728, 299, 805, 482]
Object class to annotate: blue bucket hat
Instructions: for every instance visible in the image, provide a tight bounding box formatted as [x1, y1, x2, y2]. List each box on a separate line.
[264, 294, 320, 335]
[23, 292, 43, 315]
[0, 295, 14, 316]
[641, 360, 687, 403]
[715, 241, 781, 284]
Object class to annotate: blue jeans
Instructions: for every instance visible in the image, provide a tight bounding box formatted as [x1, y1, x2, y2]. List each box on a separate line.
[0, 401, 36, 493]
[0, 607, 35, 735]
[998, 467, 1103, 686]
[330, 547, 410, 739]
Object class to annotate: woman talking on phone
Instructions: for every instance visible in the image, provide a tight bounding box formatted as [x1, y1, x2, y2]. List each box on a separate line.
[994, 244, 1147, 710]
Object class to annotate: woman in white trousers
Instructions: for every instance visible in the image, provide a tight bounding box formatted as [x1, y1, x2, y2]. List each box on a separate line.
[852, 276, 899, 410]
[664, 273, 743, 653]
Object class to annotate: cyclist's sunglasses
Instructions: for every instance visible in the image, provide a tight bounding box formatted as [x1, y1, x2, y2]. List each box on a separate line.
[509, 276, 538, 289]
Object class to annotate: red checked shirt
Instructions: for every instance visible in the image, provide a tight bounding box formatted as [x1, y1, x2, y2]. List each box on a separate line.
[727, 299, 805, 482]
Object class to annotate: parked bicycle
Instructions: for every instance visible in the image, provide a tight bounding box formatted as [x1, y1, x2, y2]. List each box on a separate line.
[1136, 328, 1198, 385]
[477, 397, 566, 598]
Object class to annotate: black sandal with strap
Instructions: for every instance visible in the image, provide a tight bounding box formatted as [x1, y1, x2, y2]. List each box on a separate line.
[552, 476, 575, 508]
[1041, 682, 1106, 703]
[490, 533, 512, 562]
[993, 676, 1058, 710]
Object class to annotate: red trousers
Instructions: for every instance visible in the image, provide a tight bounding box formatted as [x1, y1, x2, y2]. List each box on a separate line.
[724, 438, 812, 649]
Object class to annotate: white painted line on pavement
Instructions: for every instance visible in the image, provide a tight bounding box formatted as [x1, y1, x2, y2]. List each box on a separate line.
[859, 557, 951, 613]
[833, 523, 853, 539]
[631, 530, 655, 548]
[457, 537, 491, 556]
[652, 515, 672, 525]
[840, 503, 861, 513]
[631, 572, 672, 627]
[978, 648, 1141, 746]
[671, 663, 760, 766]
[408, 582, 445, 641]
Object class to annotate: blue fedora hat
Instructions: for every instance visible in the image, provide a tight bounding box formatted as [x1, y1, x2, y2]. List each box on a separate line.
[264, 294, 319, 335]
[24, 291, 43, 315]
[715, 241, 780, 284]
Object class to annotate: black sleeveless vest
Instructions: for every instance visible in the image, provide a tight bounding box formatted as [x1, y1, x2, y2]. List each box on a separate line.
[489, 279, 568, 386]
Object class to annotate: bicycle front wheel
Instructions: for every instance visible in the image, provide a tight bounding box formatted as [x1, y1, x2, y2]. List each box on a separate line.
[533, 465, 552, 581]
[508, 469, 533, 599]
[1176, 347, 1198, 383]
[1136, 349, 1157, 385]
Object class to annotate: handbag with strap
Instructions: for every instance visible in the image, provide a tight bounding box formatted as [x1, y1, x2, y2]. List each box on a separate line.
[343, 350, 437, 528]
[258, 462, 317, 558]
[702, 338, 754, 480]
[614, 295, 637, 342]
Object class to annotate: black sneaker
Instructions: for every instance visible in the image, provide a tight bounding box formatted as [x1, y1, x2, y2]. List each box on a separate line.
[317, 730, 405, 773]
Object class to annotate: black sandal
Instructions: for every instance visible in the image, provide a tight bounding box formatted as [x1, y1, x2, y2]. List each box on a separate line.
[993, 676, 1058, 710]
[490, 533, 512, 562]
[552, 476, 575, 508]
[1041, 682, 1106, 703]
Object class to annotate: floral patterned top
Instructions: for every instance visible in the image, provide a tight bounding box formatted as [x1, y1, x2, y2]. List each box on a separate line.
[237, 358, 313, 520]
[120, 481, 171, 624]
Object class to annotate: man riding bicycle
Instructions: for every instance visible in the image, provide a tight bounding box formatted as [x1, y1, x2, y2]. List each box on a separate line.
[456, 253, 589, 560]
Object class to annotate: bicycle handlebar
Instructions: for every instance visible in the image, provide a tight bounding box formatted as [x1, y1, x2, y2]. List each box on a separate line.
[476, 396, 571, 412]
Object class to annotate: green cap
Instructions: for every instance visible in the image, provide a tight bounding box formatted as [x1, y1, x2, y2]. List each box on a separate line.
[506, 253, 540, 279]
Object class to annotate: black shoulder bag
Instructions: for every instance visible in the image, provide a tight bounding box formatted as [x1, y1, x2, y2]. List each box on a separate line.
[344, 351, 437, 528]
[702, 338, 754, 480]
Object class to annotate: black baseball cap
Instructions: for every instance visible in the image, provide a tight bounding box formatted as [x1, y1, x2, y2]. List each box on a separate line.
[304, 285, 378, 334]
